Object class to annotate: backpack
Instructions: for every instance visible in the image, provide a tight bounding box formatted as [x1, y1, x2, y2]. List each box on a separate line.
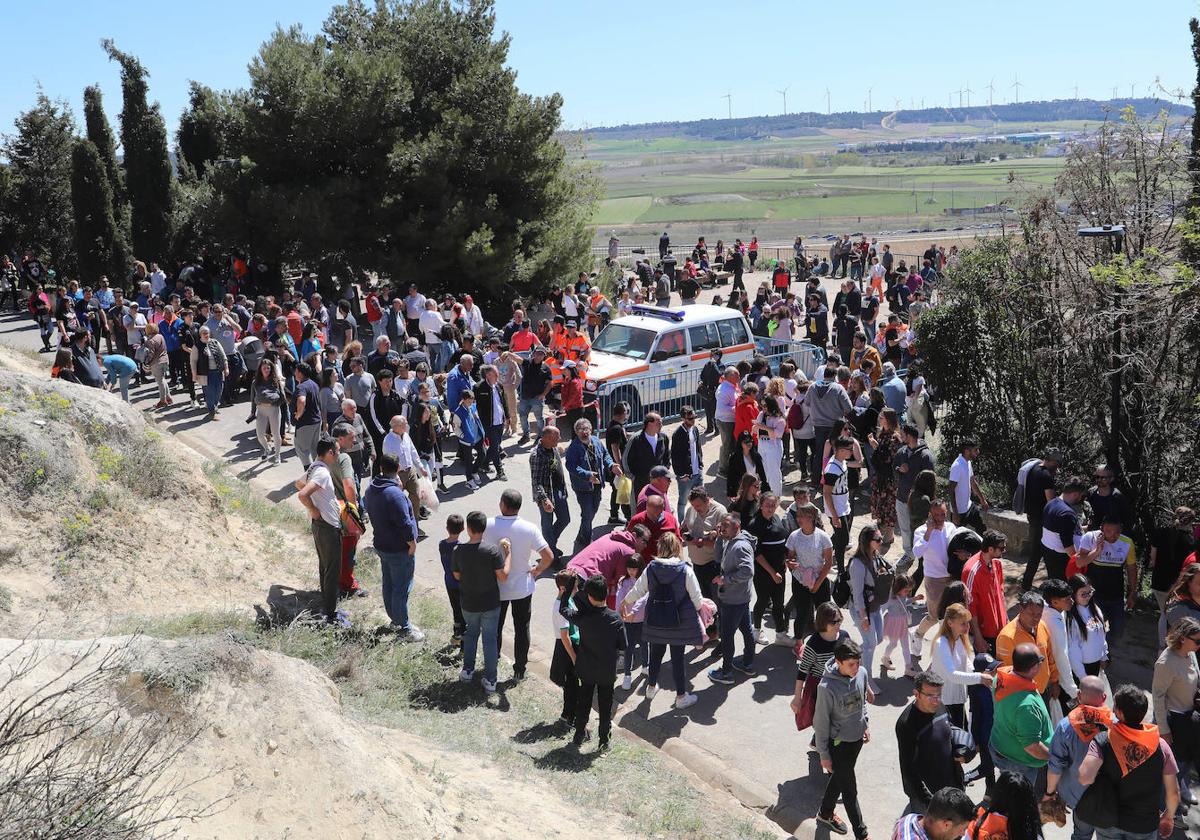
[645, 563, 683, 628]
[1011, 458, 1041, 515]
[787, 399, 805, 431]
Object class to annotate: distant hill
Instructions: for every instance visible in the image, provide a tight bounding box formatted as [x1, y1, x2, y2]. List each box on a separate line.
[576, 98, 1192, 141]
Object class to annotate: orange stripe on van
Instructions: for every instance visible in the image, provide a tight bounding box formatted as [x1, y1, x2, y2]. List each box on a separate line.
[689, 341, 755, 362]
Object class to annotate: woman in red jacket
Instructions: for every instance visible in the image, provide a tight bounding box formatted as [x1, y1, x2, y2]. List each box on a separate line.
[734, 380, 760, 441]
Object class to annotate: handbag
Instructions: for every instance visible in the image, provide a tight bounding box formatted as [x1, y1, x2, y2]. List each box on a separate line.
[794, 672, 820, 731]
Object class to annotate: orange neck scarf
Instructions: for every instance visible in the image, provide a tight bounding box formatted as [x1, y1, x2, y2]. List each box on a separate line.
[1067, 704, 1113, 742]
[993, 666, 1039, 702]
[1108, 721, 1160, 777]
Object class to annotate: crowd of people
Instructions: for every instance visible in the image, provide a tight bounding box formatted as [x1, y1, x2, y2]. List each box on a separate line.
[10, 234, 1200, 840]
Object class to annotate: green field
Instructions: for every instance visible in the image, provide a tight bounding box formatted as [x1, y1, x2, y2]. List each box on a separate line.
[579, 121, 1076, 231]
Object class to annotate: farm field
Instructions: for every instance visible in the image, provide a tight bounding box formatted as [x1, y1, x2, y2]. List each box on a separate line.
[577, 117, 1085, 240]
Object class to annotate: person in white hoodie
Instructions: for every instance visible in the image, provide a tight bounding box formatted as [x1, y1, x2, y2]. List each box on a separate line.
[1039, 577, 1079, 706]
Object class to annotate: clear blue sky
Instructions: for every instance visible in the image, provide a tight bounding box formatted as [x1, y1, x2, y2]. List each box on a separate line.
[3, 0, 1195, 142]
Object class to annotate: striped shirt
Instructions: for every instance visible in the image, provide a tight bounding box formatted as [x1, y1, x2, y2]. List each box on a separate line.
[891, 813, 930, 840]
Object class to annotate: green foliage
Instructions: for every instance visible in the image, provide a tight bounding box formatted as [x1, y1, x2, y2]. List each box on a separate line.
[71, 139, 127, 283]
[203, 0, 596, 306]
[176, 82, 230, 179]
[82, 86, 128, 225]
[103, 40, 174, 263]
[2, 92, 77, 272]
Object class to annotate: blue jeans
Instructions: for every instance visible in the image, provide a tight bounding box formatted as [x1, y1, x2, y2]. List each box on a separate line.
[851, 606, 884, 679]
[106, 368, 133, 402]
[483, 423, 504, 471]
[718, 601, 755, 673]
[203, 371, 224, 414]
[574, 485, 603, 549]
[676, 473, 702, 523]
[540, 489, 571, 557]
[1095, 829, 1156, 840]
[1072, 814, 1095, 840]
[517, 397, 545, 436]
[377, 550, 415, 630]
[988, 743, 1040, 787]
[462, 606, 500, 683]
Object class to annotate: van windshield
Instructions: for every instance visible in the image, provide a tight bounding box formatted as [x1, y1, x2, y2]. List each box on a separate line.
[591, 324, 656, 360]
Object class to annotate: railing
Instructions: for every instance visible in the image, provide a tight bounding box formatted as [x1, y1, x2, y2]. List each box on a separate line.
[591, 243, 934, 271]
[593, 339, 827, 426]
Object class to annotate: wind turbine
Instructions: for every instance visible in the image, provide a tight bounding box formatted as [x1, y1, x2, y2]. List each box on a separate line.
[1011, 75, 1023, 104]
[825, 87, 831, 115]
[1111, 85, 1118, 100]
[964, 83, 973, 108]
[721, 91, 732, 120]
[986, 78, 995, 106]
[1073, 83, 1079, 100]
[867, 86, 872, 112]
[777, 86, 790, 115]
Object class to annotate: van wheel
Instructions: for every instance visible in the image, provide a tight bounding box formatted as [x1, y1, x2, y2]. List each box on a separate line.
[607, 386, 642, 422]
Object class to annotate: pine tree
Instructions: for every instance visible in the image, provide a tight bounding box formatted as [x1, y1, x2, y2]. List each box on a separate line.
[102, 40, 174, 264]
[3, 92, 77, 271]
[177, 82, 226, 179]
[71, 139, 126, 283]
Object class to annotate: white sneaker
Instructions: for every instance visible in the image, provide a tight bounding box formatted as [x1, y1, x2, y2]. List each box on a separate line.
[881, 656, 894, 670]
[458, 668, 475, 682]
[466, 479, 479, 490]
[645, 684, 659, 699]
[622, 674, 633, 691]
[673, 693, 699, 710]
[482, 678, 497, 694]
[775, 631, 792, 646]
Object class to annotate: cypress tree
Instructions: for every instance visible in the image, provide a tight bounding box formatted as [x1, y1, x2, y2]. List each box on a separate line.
[82, 85, 130, 275]
[102, 40, 174, 263]
[71, 139, 125, 283]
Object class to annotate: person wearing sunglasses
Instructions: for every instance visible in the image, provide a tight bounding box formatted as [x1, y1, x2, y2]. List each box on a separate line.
[1086, 464, 1131, 530]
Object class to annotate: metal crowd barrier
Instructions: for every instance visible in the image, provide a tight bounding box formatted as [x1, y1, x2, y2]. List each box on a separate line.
[593, 339, 826, 426]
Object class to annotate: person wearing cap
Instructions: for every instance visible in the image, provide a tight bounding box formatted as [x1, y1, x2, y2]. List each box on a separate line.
[562, 320, 590, 367]
[1020, 449, 1062, 590]
[636, 464, 674, 515]
[565, 417, 622, 552]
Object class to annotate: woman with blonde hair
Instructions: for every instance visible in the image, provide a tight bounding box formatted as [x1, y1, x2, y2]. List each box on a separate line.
[930, 603, 993, 728]
[1154, 616, 1200, 803]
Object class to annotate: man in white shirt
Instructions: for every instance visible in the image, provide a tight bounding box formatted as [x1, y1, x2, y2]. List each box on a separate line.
[948, 440, 987, 532]
[419, 300, 444, 369]
[913, 500, 959, 638]
[403, 285, 426, 339]
[714, 367, 740, 475]
[1038, 578, 1079, 703]
[484, 489, 555, 681]
[382, 415, 428, 516]
[296, 439, 346, 626]
[149, 262, 166, 296]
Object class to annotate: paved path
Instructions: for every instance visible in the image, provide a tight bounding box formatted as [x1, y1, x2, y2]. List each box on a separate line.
[0, 271, 1169, 839]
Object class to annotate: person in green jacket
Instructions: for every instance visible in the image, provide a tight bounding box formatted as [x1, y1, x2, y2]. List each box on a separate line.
[990, 643, 1053, 787]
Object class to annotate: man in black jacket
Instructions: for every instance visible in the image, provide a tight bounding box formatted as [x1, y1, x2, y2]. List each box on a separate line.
[671, 406, 704, 523]
[561, 574, 625, 751]
[624, 411, 670, 503]
[698, 349, 723, 436]
[473, 365, 509, 480]
[895, 671, 965, 814]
